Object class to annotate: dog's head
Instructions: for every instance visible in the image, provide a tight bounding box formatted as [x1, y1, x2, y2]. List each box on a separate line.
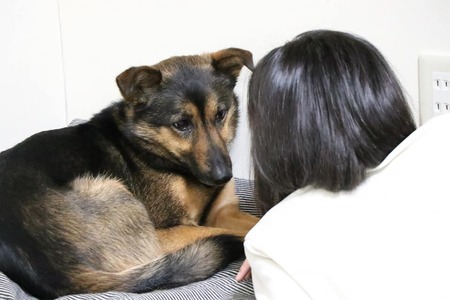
[116, 48, 253, 187]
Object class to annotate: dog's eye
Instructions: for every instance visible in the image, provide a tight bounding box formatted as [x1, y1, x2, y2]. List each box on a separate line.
[215, 109, 227, 122]
[172, 119, 192, 132]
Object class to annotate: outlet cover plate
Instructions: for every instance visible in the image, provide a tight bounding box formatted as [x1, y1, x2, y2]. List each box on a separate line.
[419, 55, 450, 125]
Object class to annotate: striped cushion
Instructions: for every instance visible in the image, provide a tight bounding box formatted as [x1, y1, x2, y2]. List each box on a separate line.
[0, 178, 259, 300]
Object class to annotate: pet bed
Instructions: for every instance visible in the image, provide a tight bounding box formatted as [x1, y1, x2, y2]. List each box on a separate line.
[0, 178, 259, 300]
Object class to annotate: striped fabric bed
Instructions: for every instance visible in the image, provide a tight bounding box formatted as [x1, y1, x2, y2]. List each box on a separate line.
[0, 178, 260, 300]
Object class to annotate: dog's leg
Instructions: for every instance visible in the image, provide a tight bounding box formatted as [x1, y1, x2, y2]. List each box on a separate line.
[156, 225, 242, 253]
[205, 178, 260, 234]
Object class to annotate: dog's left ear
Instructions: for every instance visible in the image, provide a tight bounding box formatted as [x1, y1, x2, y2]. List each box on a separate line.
[116, 66, 162, 104]
[210, 48, 254, 79]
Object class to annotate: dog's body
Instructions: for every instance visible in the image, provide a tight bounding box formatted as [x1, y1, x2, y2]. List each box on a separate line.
[0, 49, 258, 298]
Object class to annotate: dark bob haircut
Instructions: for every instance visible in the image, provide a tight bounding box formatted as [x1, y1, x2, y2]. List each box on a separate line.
[248, 30, 416, 214]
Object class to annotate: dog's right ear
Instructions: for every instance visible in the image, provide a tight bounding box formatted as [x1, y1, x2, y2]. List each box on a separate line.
[210, 48, 254, 79]
[116, 66, 162, 104]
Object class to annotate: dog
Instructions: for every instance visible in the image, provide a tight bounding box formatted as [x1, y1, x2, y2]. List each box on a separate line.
[0, 48, 259, 298]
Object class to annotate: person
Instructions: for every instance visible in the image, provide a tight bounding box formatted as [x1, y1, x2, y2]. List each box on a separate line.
[236, 30, 450, 299]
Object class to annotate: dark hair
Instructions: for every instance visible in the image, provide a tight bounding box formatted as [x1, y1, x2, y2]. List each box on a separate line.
[248, 30, 416, 214]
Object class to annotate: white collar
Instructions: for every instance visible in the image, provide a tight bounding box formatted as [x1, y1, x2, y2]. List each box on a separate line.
[368, 114, 450, 174]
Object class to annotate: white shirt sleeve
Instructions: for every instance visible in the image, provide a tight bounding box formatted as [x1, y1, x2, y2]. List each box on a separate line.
[244, 192, 344, 300]
[245, 241, 311, 300]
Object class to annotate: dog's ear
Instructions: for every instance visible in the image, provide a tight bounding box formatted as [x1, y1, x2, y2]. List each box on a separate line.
[116, 66, 162, 104]
[210, 48, 254, 78]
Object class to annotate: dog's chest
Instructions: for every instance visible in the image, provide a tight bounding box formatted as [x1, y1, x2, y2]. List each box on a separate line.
[168, 177, 215, 226]
[131, 174, 214, 228]
[179, 188, 213, 226]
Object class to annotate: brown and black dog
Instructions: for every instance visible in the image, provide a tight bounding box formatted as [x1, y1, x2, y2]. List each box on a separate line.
[0, 48, 258, 298]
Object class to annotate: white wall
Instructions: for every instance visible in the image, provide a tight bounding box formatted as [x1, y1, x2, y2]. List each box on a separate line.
[1, 0, 450, 179]
[0, 0, 66, 151]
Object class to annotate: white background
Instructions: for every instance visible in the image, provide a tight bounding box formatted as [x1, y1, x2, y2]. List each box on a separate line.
[1, 0, 450, 179]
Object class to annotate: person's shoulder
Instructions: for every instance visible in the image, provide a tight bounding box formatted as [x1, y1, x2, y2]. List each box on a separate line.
[400, 114, 450, 158]
[423, 113, 450, 127]
[245, 188, 340, 242]
[412, 114, 450, 142]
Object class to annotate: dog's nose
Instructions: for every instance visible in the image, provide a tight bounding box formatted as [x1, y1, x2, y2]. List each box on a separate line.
[211, 165, 233, 185]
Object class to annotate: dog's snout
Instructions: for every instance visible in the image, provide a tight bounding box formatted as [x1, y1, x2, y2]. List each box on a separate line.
[211, 164, 233, 185]
[196, 146, 233, 187]
[208, 145, 233, 186]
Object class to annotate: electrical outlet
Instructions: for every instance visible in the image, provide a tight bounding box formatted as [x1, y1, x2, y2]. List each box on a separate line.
[418, 55, 450, 125]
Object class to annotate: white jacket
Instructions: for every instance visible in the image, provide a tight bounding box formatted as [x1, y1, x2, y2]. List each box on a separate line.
[245, 114, 450, 300]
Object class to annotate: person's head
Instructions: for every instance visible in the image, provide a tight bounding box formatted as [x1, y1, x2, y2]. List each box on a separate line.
[248, 30, 416, 213]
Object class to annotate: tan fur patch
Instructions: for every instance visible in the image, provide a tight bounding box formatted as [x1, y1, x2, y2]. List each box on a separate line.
[222, 104, 238, 145]
[155, 55, 213, 81]
[156, 225, 240, 254]
[169, 176, 211, 225]
[22, 176, 164, 272]
[205, 178, 259, 234]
